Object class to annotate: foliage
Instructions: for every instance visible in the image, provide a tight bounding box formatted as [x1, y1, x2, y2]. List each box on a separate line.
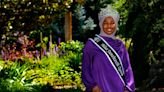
[72, 4, 97, 41]
[82, 17, 97, 31]
[0, 0, 85, 48]
[112, 0, 128, 37]
[0, 40, 84, 91]
[0, 56, 83, 91]
[0, 61, 36, 92]
[59, 40, 84, 72]
[1, 34, 38, 61]
[81, 0, 113, 40]
[123, 0, 163, 88]
[59, 40, 84, 53]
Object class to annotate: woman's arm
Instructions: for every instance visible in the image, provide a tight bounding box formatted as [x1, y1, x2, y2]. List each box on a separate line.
[122, 45, 135, 92]
[92, 85, 102, 92]
[82, 47, 96, 92]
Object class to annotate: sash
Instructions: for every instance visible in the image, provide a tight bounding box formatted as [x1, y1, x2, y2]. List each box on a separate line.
[89, 34, 126, 86]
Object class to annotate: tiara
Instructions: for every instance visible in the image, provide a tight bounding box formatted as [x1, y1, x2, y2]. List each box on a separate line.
[98, 5, 119, 21]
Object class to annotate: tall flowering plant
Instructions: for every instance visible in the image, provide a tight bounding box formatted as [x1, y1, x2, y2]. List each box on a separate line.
[1, 35, 39, 62]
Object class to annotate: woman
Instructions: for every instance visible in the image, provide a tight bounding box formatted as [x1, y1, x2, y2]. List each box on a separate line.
[82, 6, 135, 92]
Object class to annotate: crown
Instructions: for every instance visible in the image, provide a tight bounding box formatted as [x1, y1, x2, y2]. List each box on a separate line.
[98, 5, 119, 22]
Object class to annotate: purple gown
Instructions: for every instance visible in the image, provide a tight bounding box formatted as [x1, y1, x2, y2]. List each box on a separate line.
[82, 35, 135, 92]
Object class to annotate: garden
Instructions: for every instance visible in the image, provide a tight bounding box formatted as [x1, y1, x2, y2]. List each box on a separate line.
[0, 0, 163, 92]
[0, 40, 84, 92]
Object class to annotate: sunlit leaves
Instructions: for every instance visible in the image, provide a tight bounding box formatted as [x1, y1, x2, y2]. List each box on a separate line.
[0, 0, 78, 43]
[39, 15, 45, 20]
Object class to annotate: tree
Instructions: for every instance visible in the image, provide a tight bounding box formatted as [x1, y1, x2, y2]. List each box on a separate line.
[0, 0, 73, 46]
[123, 0, 163, 88]
[64, 0, 85, 41]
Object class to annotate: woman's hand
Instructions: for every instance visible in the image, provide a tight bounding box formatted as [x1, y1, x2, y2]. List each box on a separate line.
[92, 85, 102, 92]
[124, 88, 129, 92]
[124, 89, 129, 92]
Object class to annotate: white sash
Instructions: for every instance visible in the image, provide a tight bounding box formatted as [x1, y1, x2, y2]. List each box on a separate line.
[89, 35, 125, 85]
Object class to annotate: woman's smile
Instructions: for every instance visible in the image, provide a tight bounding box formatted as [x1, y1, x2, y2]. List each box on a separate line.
[102, 16, 116, 35]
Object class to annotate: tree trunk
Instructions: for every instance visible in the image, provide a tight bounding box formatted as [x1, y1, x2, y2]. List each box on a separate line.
[64, 11, 72, 41]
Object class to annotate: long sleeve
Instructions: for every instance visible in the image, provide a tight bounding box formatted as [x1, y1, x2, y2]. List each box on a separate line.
[82, 47, 96, 92]
[123, 47, 135, 92]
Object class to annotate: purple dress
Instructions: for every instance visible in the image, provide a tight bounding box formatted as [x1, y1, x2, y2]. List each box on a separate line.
[82, 35, 135, 92]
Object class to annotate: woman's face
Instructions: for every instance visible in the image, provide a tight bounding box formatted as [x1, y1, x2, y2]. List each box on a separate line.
[102, 16, 116, 35]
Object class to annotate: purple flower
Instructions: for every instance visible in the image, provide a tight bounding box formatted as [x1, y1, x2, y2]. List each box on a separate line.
[36, 50, 39, 57]
[58, 37, 61, 45]
[49, 41, 52, 52]
[43, 49, 47, 56]
[35, 50, 40, 59]
[53, 45, 58, 55]
[55, 45, 59, 52]
[1, 50, 5, 59]
[1, 50, 4, 57]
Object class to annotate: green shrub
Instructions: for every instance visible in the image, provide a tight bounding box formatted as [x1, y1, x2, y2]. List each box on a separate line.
[59, 40, 84, 72]
[59, 40, 84, 54]
[0, 40, 84, 91]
